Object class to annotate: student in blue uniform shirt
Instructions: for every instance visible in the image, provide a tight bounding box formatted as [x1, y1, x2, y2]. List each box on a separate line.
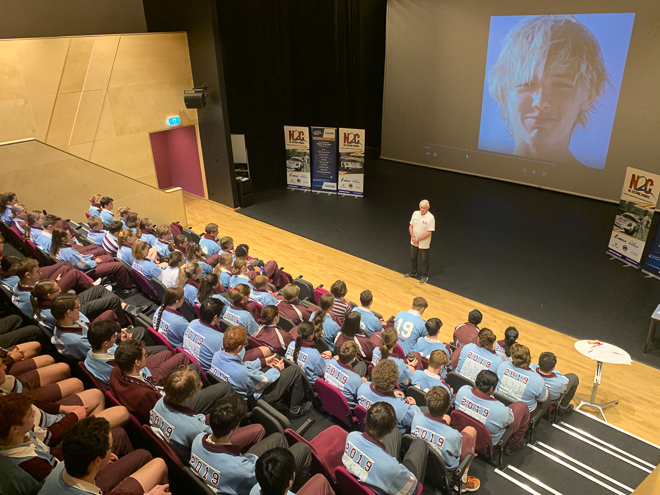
[411, 350, 452, 397]
[250, 275, 279, 306]
[99, 196, 115, 226]
[87, 193, 102, 217]
[117, 229, 137, 265]
[309, 293, 341, 351]
[131, 240, 165, 280]
[251, 447, 334, 495]
[152, 286, 189, 347]
[356, 359, 423, 432]
[86, 217, 107, 247]
[530, 351, 579, 416]
[186, 242, 215, 276]
[117, 206, 130, 228]
[27, 210, 45, 242]
[35, 214, 57, 253]
[410, 387, 480, 492]
[210, 326, 313, 417]
[215, 253, 233, 288]
[190, 394, 313, 495]
[394, 297, 428, 355]
[343, 401, 428, 495]
[455, 370, 530, 455]
[452, 328, 503, 382]
[351, 289, 385, 337]
[0, 191, 18, 225]
[124, 211, 140, 233]
[196, 273, 232, 316]
[496, 344, 548, 412]
[50, 294, 93, 361]
[285, 321, 327, 384]
[177, 262, 203, 305]
[150, 368, 266, 463]
[494, 326, 519, 362]
[183, 299, 227, 370]
[416, 317, 451, 360]
[153, 224, 173, 257]
[0, 255, 20, 291]
[324, 341, 369, 408]
[223, 285, 260, 335]
[138, 218, 158, 246]
[200, 223, 222, 256]
[229, 257, 255, 290]
[220, 236, 237, 260]
[372, 327, 415, 387]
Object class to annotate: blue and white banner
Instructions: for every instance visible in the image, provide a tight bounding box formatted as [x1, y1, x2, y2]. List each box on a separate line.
[284, 126, 311, 191]
[607, 167, 660, 267]
[642, 225, 660, 278]
[338, 128, 365, 197]
[311, 126, 337, 193]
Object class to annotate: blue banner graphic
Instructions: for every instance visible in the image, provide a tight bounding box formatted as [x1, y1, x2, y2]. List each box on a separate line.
[311, 127, 337, 193]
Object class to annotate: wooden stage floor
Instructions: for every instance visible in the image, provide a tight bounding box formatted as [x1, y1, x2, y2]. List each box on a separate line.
[183, 193, 660, 445]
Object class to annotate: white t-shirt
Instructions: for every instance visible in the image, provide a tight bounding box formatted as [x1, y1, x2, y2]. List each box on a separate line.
[158, 266, 180, 288]
[410, 211, 435, 249]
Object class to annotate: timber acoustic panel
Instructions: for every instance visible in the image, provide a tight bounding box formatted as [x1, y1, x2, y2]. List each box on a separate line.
[0, 33, 200, 188]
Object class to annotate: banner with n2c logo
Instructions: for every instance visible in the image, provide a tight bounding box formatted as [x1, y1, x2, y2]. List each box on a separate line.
[338, 128, 365, 197]
[607, 167, 660, 267]
[284, 126, 311, 191]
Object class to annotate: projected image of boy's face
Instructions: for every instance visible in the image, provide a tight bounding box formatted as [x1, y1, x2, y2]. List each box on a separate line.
[506, 72, 588, 160]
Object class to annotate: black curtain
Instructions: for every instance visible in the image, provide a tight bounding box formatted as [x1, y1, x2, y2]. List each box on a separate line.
[216, 0, 387, 191]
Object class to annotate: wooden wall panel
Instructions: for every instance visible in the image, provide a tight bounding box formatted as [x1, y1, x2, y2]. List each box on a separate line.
[14, 38, 69, 98]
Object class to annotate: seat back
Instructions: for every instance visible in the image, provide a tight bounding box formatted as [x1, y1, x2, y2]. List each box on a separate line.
[405, 386, 427, 407]
[314, 378, 354, 426]
[402, 434, 450, 493]
[150, 277, 167, 302]
[335, 466, 378, 495]
[354, 405, 368, 432]
[176, 347, 210, 386]
[130, 268, 160, 302]
[193, 303, 201, 318]
[182, 466, 214, 495]
[446, 372, 475, 394]
[147, 326, 175, 353]
[313, 285, 330, 305]
[141, 424, 184, 469]
[77, 361, 108, 392]
[182, 228, 201, 245]
[278, 314, 295, 332]
[450, 409, 493, 455]
[392, 344, 406, 360]
[528, 396, 551, 443]
[180, 299, 196, 322]
[293, 276, 314, 302]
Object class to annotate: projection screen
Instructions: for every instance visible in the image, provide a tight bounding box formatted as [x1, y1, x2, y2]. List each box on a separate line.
[381, 0, 660, 202]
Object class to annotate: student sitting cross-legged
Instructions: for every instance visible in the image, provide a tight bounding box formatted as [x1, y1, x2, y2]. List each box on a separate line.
[109, 339, 232, 424]
[324, 340, 368, 408]
[411, 386, 480, 492]
[39, 416, 169, 495]
[190, 393, 312, 495]
[210, 326, 313, 418]
[150, 368, 266, 464]
[343, 401, 428, 495]
[251, 447, 334, 495]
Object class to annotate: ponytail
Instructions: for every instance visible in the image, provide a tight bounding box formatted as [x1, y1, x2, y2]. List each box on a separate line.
[177, 262, 200, 289]
[312, 293, 334, 340]
[155, 286, 185, 331]
[259, 305, 278, 326]
[232, 257, 247, 276]
[380, 326, 398, 360]
[294, 321, 314, 364]
[197, 274, 219, 305]
[50, 228, 68, 257]
[30, 280, 58, 318]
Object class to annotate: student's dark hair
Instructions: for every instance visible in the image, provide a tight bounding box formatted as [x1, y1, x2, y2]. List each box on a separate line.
[259, 305, 279, 325]
[62, 417, 111, 477]
[235, 244, 249, 258]
[220, 236, 233, 250]
[468, 309, 483, 325]
[503, 326, 519, 357]
[228, 284, 250, 304]
[0, 255, 19, 272]
[0, 393, 32, 439]
[359, 289, 373, 307]
[293, 321, 314, 365]
[200, 298, 224, 324]
[13, 258, 39, 279]
[51, 294, 78, 321]
[197, 273, 220, 305]
[312, 293, 334, 338]
[100, 196, 114, 208]
[477, 328, 496, 350]
[426, 386, 451, 418]
[209, 393, 248, 437]
[49, 228, 69, 257]
[125, 212, 139, 229]
[87, 320, 120, 351]
[139, 218, 152, 230]
[538, 351, 557, 372]
[42, 214, 60, 230]
[108, 220, 123, 234]
[205, 223, 218, 235]
[475, 370, 498, 394]
[425, 317, 443, 337]
[0, 192, 16, 209]
[365, 402, 397, 440]
[186, 243, 206, 263]
[330, 279, 347, 298]
[379, 326, 398, 360]
[371, 359, 399, 392]
[338, 340, 359, 365]
[255, 448, 296, 495]
[114, 339, 145, 372]
[340, 311, 362, 338]
[412, 296, 428, 310]
[155, 286, 185, 331]
[168, 250, 184, 268]
[30, 279, 58, 316]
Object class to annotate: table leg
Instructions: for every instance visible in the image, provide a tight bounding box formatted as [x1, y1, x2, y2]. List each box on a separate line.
[575, 361, 619, 422]
[644, 320, 657, 353]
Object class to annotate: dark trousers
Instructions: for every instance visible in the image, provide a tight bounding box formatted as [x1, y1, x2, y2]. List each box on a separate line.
[0, 315, 48, 348]
[507, 401, 531, 447]
[185, 381, 233, 415]
[382, 428, 428, 490]
[410, 246, 430, 277]
[248, 432, 312, 491]
[560, 373, 580, 409]
[78, 285, 129, 326]
[260, 365, 306, 408]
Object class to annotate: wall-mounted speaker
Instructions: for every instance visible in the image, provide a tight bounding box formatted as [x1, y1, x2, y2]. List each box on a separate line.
[184, 92, 206, 109]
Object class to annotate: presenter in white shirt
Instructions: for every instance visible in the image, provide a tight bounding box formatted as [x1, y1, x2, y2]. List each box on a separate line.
[406, 199, 435, 284]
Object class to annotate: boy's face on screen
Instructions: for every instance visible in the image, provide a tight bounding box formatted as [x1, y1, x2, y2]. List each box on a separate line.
[507, 72, 588, 152]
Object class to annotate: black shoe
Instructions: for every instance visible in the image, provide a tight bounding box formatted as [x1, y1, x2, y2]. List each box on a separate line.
[504, 442, 524, 456]
[115, 287, 138, 297]
[419, 276, 429, 284]
[124, 304, 151, 317]
[289, 401, 313, 418]
[557, 404, 574, 417]
[404, 272, 418, 278]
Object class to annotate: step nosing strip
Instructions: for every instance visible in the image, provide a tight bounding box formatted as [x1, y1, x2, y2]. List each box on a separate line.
[507, 465, 564, 495]
[574, 410, 660, 450]
[495, 468, 544, 495]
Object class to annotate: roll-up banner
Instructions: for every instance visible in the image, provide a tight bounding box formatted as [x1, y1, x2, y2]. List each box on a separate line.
[338, 128, 365, 197]
[310, 126, 337, 194]
[284, 126, 311, 191]
[642, 226, 660, 278]
[606, 167, 660, 267]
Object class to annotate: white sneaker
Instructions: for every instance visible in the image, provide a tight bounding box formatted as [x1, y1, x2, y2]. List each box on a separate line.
[92, 278, 102, 286]
[104, 284, 113, 292]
